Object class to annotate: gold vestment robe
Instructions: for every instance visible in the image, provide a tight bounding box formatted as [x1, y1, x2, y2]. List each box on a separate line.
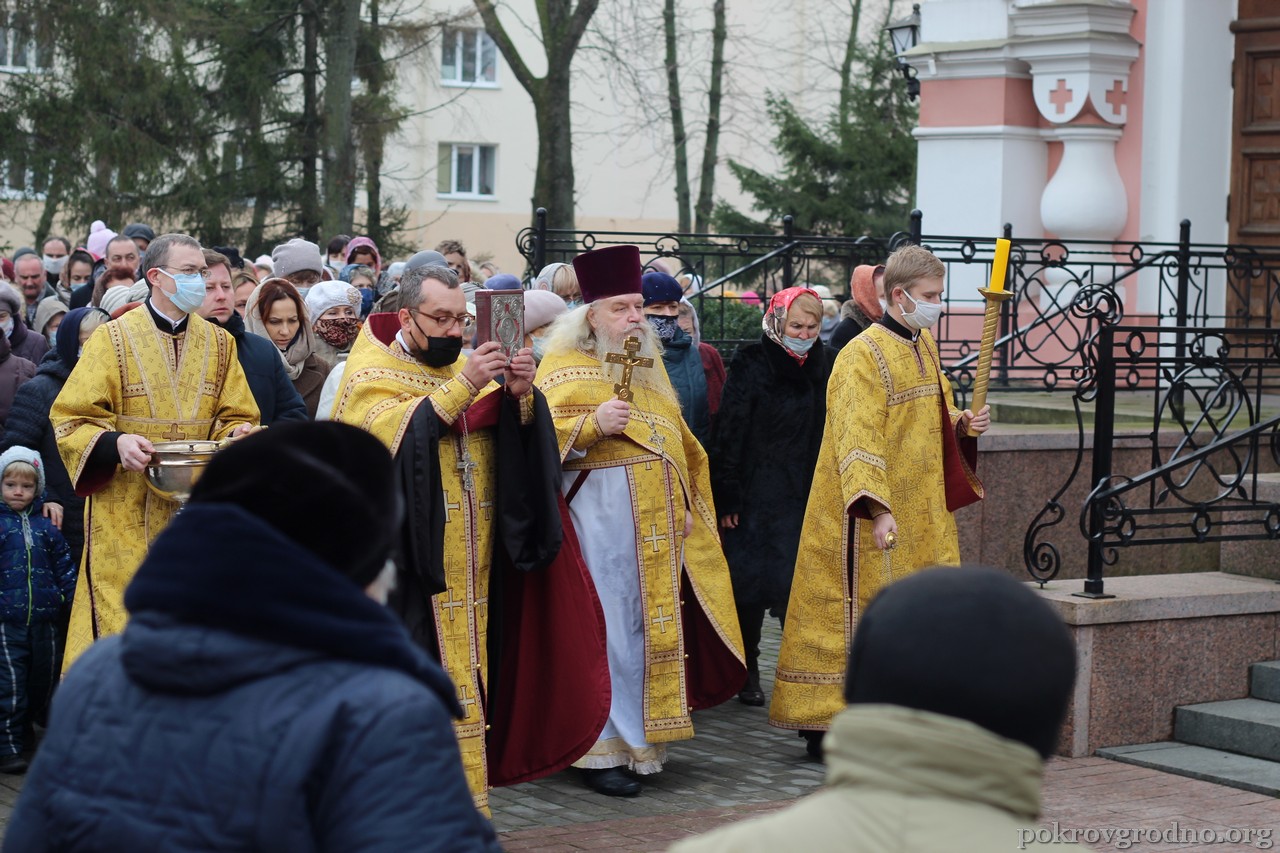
[770, 324, 982, 732]
[51, 307, 259, 671]
[331, 322, 518, 812]
[536, 343, 744, 757]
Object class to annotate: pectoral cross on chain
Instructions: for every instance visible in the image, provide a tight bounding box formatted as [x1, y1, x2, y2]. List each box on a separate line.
[604, 335, 653, 403]
[456, 441, 477, 493]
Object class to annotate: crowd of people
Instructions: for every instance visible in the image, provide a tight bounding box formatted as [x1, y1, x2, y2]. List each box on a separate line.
[0, 224, 1089, 852]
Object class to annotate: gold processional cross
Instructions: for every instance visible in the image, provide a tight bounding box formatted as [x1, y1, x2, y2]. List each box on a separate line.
[604, 335, 664, 450]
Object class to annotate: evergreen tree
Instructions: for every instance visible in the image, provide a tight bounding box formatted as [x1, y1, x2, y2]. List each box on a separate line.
[713, 27, 917, 237]
[0, 0, 426, 254]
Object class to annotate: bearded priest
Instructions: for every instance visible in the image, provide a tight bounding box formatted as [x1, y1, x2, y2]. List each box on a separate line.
[535, 245, 744, 798]
[330, 262, 608, 813]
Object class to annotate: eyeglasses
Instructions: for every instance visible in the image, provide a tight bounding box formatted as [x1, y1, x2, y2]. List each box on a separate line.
[411, 309, 474, 332]
[160, 266, 212, 280]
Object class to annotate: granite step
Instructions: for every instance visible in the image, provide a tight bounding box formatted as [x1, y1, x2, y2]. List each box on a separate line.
[1251, 661, 1280, 703]
[1174, 697, 1280, 762]
[1098, 742, 1280, 797]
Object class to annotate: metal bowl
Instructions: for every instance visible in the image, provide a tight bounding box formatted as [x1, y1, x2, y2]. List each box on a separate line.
[143, 440, 222, 504]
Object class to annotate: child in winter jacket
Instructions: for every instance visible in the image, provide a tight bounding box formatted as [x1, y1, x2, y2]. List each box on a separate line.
[0, 446, 75, 774]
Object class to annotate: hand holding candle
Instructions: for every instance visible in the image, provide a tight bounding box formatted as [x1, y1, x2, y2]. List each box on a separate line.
[966, 238, 1014, 436]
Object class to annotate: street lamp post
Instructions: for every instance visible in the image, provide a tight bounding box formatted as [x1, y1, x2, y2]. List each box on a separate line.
[885, 3, 922, 100]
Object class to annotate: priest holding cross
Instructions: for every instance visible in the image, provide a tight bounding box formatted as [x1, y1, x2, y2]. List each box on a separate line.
[536, 244, 745, 798]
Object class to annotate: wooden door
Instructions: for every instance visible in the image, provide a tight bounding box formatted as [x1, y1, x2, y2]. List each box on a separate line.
[1229, 1, 1280, 323]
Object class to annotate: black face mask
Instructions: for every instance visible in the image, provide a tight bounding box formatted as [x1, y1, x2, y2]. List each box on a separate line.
[408, 312, 464, 367]
[413, 335, 463, 367]
[645, 314, 680, 343]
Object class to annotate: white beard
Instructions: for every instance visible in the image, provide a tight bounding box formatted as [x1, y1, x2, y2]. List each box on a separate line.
[593, 323, 677, 405]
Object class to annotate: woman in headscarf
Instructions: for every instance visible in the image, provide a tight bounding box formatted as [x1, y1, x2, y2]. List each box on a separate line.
[304, 280, 363, 367]
[343, 236, 382, 277]
[533, 262, 581, 306]
[339, 263, 377, 319]
[32, 298, 68, 348]
[245, 279, 329, 418]
[0, 307, 110, 567]
[708, 287, 830, 706]
[55, 249, 95, 306]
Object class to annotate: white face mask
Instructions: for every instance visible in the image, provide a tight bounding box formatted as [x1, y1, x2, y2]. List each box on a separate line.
[899, 290, 942, 331]
[43, 255, 66, 275]
[1, 318, 13, 338]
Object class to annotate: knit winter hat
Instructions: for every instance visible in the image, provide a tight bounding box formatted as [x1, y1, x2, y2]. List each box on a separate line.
[99, 281, 148, 316]
[304, 280, 362, 323]
[85, 221, 117, 260]
[253, 255, 274, 275]
[270, 238, 323, 279]
[845, 566, 1076, 759]
[0, 446, 45, 496]
[188, 422, 402, 586]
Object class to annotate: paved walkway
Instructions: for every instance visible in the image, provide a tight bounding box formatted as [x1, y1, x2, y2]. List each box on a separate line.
[4, 621, 1280, 851]
[492, 621, 1280, 851]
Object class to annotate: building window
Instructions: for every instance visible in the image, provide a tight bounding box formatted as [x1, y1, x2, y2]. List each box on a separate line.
[437, 143, 496, 199]
[441, 28, 497, 86]
[0, 150, 47, 200]
[0, 13, 50, 71]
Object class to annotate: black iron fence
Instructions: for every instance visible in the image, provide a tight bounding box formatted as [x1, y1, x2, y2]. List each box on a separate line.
[517, 209, 1280, 595]
[1026, 323, 1280, 596]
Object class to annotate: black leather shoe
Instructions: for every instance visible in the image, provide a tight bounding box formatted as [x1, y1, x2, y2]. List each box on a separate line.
[801, 730, 824, 761]
[0, 754, 28, 774]
[581, 767, 641, 797]
[738, 673, 765, 706]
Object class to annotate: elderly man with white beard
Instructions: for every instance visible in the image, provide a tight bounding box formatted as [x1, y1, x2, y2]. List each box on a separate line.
[535, 245, 745, 798]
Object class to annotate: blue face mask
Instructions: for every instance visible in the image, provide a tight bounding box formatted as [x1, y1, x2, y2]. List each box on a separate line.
[783, 334, 816, 355]
[531, 335, 548, 363]
[155, 268, 206, 314]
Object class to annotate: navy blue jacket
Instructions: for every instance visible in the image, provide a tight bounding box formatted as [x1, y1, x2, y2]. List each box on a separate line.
[0, 353, 84, 562]
[5, 502, 499, 852]
[0, 498, 74, 624]
[216, 311, 308, 425]
[661, 329, 711, 446]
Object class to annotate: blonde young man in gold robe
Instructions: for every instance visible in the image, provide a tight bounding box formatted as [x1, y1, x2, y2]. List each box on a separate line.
[770, 244, 989, 756]
[535, 245, 745, 799]
[331, 262, 589, 813]
[50, 234, 259, 671]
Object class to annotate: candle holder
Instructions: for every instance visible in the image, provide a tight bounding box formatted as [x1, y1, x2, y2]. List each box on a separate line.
[966, 287, 1014, 437]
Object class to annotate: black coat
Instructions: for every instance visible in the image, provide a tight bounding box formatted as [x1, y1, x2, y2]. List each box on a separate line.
[0, 352, 82, 566]
[709, 334, 830, 609]
[217, 312, 308, 425]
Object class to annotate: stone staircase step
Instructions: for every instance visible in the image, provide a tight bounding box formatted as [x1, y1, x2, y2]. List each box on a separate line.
[1098, 742, 1280, 797]
[1251, 661, 1280, 703]
[1175, 698, 1280, 762]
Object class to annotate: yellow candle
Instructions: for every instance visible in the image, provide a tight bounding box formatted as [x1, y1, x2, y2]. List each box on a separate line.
[989, 238, 1011, 293]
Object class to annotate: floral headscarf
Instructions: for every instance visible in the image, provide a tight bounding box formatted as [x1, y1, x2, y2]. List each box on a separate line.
[762, 286, 822, 361]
